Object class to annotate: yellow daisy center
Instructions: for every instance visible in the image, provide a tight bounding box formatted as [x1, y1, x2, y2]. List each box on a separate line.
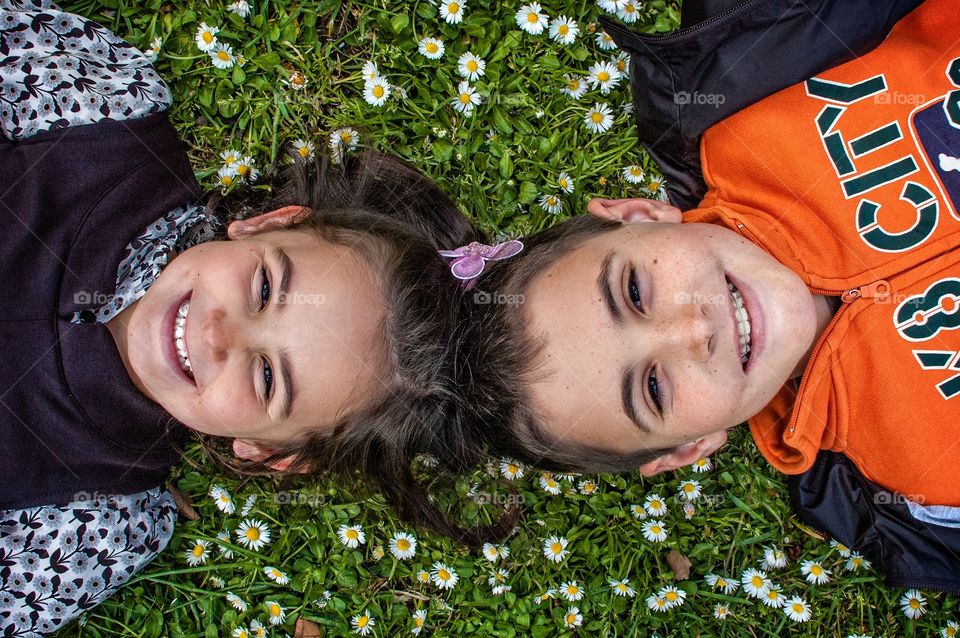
[237, 165, 249, 176]
[415, 618, 424, 627]
[357, 616, 369, 628]
[946, 629, 955, 637]
[651, 525, 661, 534]
[597, 71, 610, 82]
[717, 579, 727, 587]
[298, 146, 310, 158]
[418, 573, 429, 582]
[438, 569, 450, 580]
[566, 614, 576, 624]
[617, 584, 626, 592]
[448, 2, 459, 13]
[202, 32, 213, 44]
[508, 464, 518, 473]
[459, 93, 471, 104]
[631, 167, 642, 176]
[340, 132, 353, 143]
[751, 576, 763, 587]
[625, 4, 635, 13]
[558, 25, 569, 35]
[551, 542, 562, 554]
[591, 113, 603, 123]
[910, 599, 920, 609]
[426, 42, 438, 53]
[665, 591, 677, 601]
[811, 566, 822, 575]
[683, 484, 694, 492]
[346, 529, 359, 539]
[566, 586, 578, 595]
[559, 178, 568, 188]
[617, 60, 626, 71]
[526, 12, 538, 23]
[372, 85, 384, 98]
[217, 51, 229, 61]
[396, 539, 410, 551]
[792, 603, 803, 613]
[270, 604, 281, 616]
[245, 528, 260, 541]
[192, 545, 204, 557]
[767, 591, 779, 600]
[467, 60, 478, 72]
[220, 175, 233, 186]
[568, 79, 580, 90]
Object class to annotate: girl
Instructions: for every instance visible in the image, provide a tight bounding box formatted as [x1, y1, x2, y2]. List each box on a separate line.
[0, 0, 485, 632]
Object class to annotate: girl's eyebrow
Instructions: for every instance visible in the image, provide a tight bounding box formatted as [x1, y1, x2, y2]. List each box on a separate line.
[269, 246, 297, 421]
[598, 250, 622, 325]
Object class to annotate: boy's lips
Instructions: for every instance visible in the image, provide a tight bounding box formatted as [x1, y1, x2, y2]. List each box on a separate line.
[726, 272, 764, 375]
[164, 291, 195, 387]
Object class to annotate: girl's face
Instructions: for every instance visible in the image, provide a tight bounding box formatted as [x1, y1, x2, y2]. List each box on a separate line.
[109, 211, 386, 457]
[521, 203, 823, 471]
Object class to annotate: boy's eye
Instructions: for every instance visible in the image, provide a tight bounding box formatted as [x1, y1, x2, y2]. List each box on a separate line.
[647, 367, 663, 414]
[261, 357, 274, 399]
[259, 266, 271, 309]
[628, 267, 643, 312]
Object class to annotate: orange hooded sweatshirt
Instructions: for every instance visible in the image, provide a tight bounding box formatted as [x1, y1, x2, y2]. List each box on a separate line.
[682, 0, 960, 506]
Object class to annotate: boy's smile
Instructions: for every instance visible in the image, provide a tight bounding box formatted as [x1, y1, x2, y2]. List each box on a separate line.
[521, 216, 833, 469]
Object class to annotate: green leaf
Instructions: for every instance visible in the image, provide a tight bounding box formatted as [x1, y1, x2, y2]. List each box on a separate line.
[232, 65, 246, 84]
[390, 13, 409, 34]
[518, 181, 538, 204]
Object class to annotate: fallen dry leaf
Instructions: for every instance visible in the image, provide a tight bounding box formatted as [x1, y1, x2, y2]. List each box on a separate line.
[667, 549, 692, 580]
[295, 618, 323, 638]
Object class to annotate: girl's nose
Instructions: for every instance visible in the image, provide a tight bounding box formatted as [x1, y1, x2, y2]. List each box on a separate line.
[201, 308, 235, 362]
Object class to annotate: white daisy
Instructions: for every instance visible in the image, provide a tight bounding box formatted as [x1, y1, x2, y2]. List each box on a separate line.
[641, 519, 668, 542]
[609, 578, 636, 597]
[283, 71, 307, 90]
[629, 504, 647, 520]
[800, 560, 831, 585]
[416, 569, 430, 584]
[713, 603, 731, 619]
[830, 539, 852, 557]
[556, 172, 574, 193]
[761, 545, 788, 569]
[451, 81, 481, 115]
[352, 609, 375, 635]
[587, 61, 621, 95]
[691, 457, 712, 473]
[488, 568, 510, 595]
[234, 155, 259, 183]
[215, 166, 235, 189]
[760, 584, 785, 609]
[705, 573, 738, 594]
[595, 30, 618, 51]
[235, 518, 271, 551]
[389, 532, 417, 560]
[578, 479, 598, 495]
[549, 16, 579, 44]
[411, 609, 427, 635]
[263, 566, 289, 585]
[539, 193, 563, 215]
[240, 494, 257, 516]
[233, 629, 249, 638]
[418, 37, 445, 60]
[249, 620, 266, 638]
[612, 51, 630, 78]
[516, 3, 548, 35]
[659, 585, 686, 609]
[457, 52, 486, 80]
[209, 576, 225, 589]
[623, 165, 645, 184]
[481, 543, 500, 562]
[439, 0, 466, 24]
[646, 175, 668, 201]
[338, 524, 366, 549]
[617, 0, 641, 23]
[143, 37, 161, 62]
[430, 561, 459, 589]
[216, 530, 234, 559]
[209, 43, 235, 69]
[314, 590, 333, 609]
[329, 127, 359, 161]
[292, 138, 315, 162]
[539, 472, 562, 494]
[195, 22, 219, 52]
[682, 502, 696, 519]
[941, 621, 960, 637]
[361, 61, 379, 81]
[228, 0, 251, 18]
[584, 102, 614, 133]
[226, 592, 248, 612]
[560, 580, 583, 602]
[543, 535, 569, 562]
[560, 74, 588, 100]
[264, 600, 285, 625]
[646, 593, 670, 613]
[900, 589, 926, 619]
[183, 539, 209, 566]
[643, 493, 668, 517]
[363, 77, 391, 107]
[563, 606, 583, 629]
[209, 485, 235, 514]
[740, 568, 771, 598]
[499, 459, 524, 480]
[844, 551, 871, 572]
[783, 596, 812, 623]
[597, 0, 625, 12]
[534, 589, 557, 604]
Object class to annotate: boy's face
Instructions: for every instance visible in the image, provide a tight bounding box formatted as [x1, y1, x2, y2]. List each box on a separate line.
[111, 215, 386, 460]
[522, 213, 820, 471]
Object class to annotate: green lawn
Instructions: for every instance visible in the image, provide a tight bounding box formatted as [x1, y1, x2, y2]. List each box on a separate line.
[57, 1, 957, 636]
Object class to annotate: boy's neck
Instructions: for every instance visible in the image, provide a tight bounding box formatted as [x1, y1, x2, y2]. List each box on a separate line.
[789, 294, 840, 380]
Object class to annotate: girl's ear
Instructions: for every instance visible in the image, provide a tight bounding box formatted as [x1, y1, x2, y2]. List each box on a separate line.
[587, 198, 682, 224]
[636, 430, 728, 476]
[231, 438, 300, 473]
[226, 205, 311, 240]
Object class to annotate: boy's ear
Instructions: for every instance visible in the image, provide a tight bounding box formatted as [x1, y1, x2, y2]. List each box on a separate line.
[636, 430, 728, 477]
[226, 205, 311, 240]
[231, 438, 301, 473]
[587, 198, 682, 224]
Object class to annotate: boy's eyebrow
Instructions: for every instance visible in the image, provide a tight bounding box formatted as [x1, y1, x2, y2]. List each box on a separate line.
[621, 367, 654, 434]
[598, 251, 623, 325]
[272, 247, 297, 421]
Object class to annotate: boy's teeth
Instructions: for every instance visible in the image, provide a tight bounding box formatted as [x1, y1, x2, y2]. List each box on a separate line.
[174, 301, 193, 376]
[727, 281, 752, 364]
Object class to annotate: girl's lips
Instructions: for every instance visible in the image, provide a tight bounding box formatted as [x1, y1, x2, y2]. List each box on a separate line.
[164, 291, 195, 387]
[726, 272, 764, 376]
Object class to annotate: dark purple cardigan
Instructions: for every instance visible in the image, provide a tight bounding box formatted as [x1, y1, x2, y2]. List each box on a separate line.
[0, 112, 198, 509]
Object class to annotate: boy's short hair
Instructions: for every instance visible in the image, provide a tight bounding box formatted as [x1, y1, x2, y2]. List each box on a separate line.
[459, 214, 678, 473]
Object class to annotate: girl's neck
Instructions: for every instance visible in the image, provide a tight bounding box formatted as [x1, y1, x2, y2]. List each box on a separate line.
[105, 298, 151, 398]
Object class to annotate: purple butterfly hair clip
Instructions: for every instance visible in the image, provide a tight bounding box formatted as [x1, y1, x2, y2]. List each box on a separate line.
[438, 239, 524, 288]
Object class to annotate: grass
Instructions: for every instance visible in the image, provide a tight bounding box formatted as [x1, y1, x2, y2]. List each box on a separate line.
[56, 0, 958, 636]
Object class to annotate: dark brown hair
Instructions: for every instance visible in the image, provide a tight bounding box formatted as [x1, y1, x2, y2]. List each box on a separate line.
[459, 214, 678, 473]
[193, 150, 517, 543]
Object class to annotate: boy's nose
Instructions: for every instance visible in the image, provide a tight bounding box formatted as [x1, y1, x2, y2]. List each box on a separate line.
[201, 308, 235, 362]
[660, 298, 713, 362]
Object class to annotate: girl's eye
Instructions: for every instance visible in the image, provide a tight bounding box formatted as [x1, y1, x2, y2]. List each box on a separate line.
[647, 367, 663, 414]
[261, 357, 274, 399]
[628, 268, 643, 312]
[259, 266, 271, 309]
